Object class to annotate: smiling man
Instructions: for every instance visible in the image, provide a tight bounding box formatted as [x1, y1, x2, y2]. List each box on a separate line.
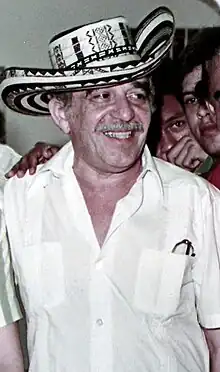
[2, 7, 220, 372]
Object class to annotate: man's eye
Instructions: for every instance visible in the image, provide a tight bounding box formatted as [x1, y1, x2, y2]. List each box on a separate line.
[184, 96, 198, 105]
[170, 120, 186, 129]
[90, 92, 111, 102]
[128, 92, 147, 101]
[127, 92, 147, 105]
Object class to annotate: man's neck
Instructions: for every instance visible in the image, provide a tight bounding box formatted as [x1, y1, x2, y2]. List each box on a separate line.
[73, 159, 143, 193]
[72, 159, 143, 247]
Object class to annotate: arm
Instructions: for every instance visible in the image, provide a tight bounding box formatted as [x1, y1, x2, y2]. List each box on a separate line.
[0, 322, 24, 371]
[6, 142, 60, 178]
[203, 328, 220, 372]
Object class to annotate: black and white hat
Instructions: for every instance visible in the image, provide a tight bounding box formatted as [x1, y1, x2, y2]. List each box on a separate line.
[1, 6, 175, 116]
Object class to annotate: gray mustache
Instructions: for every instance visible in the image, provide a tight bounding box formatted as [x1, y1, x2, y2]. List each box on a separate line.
[95, 123, 144, 132]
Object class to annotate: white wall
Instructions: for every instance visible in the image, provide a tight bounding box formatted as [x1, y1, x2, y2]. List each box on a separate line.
[1, 0, 220, 154]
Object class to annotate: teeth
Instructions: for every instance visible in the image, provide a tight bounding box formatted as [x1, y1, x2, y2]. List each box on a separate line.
[104, 131, 132, 139]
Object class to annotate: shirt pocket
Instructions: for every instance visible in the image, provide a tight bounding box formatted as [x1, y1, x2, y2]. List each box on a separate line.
[134, 249, 190, 317]
[16, 242, 65, 313]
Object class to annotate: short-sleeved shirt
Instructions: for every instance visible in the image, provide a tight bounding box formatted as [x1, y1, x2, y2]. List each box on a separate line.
[4, 141, 220, 372]
[0, 144, 21, 327]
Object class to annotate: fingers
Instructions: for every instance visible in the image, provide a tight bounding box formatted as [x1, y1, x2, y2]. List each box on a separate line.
[166, 136, 207, 171]
[5, 142, 60, 179]
[5, 164, 20, 178]
[42, 145, 59, 159]
[6, 155, 38, 178]
[166, 137, 191, 166]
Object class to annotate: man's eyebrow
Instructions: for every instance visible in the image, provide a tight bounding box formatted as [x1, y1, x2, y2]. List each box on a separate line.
[182, 90, 196, 96]
[165, 113, 185, 125]
[131, 80, 151, 95]
[132, 81, 148, 90]
[85, 89, 95, 97]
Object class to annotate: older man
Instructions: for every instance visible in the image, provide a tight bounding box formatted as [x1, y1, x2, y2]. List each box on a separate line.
[1, 6, 220, 372]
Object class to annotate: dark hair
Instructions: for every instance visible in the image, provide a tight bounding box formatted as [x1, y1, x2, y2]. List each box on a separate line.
[147, 57, 182, 154]
[179, 27, 220, 81]
[152, 57, 182, 105]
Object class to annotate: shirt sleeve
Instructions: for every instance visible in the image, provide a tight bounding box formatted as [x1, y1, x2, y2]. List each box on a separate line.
[0, 144, 21, 175]
[193, 182, 220, 329]
[0, 211, 22, 327]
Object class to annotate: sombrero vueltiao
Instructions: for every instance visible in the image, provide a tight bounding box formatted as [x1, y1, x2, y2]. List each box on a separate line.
[1, 6, 175, 116]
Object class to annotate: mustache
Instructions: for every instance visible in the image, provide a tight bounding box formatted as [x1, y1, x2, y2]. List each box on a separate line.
[95, 122, 144, 132]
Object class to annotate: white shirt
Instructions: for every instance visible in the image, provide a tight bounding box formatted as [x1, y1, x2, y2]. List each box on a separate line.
[0, 144, 21, 176]
[4, 141, 220, 372]
[0, 144, 21, 327]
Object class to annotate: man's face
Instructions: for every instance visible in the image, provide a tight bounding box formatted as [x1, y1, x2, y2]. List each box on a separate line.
[156, 94, 190, 159]
[51, 79, 152, 174]
[208, 55, 220, 134]
[182, 65, 219, 156]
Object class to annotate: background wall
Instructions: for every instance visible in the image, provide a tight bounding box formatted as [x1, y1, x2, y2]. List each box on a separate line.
[1, 0, 220, 154]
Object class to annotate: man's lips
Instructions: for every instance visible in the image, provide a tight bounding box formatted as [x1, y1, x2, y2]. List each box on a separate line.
[200, 123, 217, 136]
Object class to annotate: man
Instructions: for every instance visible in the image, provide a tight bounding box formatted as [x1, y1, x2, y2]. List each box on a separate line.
[1, 6, 220, 372]
[151, 59, 207, 172]
[156, 92, 209, 171]
[179, 27, 220, 187]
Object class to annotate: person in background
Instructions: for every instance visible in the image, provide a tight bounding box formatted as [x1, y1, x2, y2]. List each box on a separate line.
[179, 27, 220, 187]
[149, 58, 208, 173]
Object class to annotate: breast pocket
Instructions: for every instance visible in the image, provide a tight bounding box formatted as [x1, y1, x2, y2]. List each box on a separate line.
[16, 242, 65, 313]
[134, 249, 190, 317]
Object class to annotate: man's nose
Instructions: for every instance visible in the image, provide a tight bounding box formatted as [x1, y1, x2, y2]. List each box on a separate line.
[197, 100, 215, 119]
[112, 96, 135, 122]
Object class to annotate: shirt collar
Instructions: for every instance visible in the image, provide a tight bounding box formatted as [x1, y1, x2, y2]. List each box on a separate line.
[138, 146, 164, 195]
[38, 141, 74, 176]
[38, 141, 164, 194]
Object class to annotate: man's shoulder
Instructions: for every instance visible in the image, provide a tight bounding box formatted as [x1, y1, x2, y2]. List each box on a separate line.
[4, 141, 72, 196]
[5, 163, 49, 193]
[153, 156, 218, 196]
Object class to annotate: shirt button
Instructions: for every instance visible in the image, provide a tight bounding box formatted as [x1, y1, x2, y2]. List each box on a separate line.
[96, 318, 104, 326]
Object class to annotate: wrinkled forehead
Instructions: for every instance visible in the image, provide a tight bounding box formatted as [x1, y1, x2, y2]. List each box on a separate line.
[182, 65, 202, 93]
[161, 95, 185, 121]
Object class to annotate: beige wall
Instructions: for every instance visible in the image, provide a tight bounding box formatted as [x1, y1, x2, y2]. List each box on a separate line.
[0, 0, 220, 155]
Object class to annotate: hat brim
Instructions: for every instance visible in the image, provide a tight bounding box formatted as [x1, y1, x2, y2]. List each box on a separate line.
[1, 6, 175, 116]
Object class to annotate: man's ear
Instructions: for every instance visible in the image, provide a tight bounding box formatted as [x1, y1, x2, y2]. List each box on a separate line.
[48, 98, 70, 134]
